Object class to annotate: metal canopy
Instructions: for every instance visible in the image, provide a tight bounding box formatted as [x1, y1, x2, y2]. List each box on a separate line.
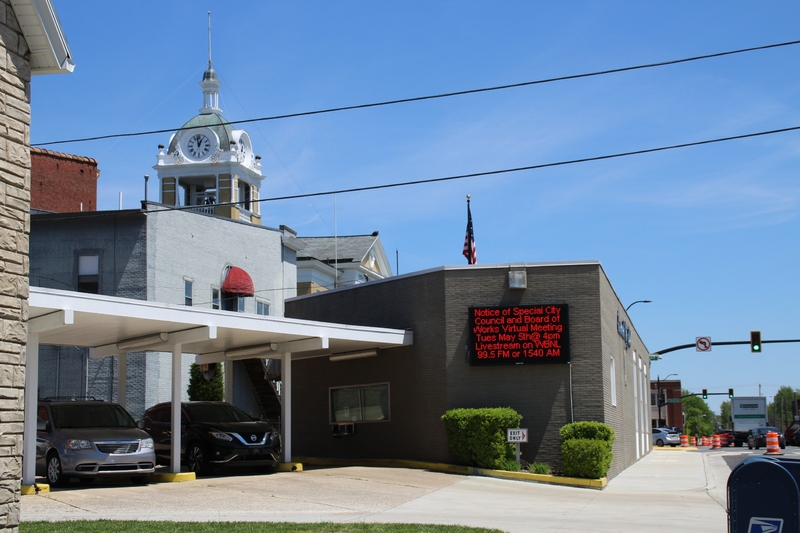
[29, 287, 411, 360]
[23, 287, 412, 485]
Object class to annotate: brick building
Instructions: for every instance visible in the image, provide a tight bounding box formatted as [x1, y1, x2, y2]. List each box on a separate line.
[30, 148, 98, 212]
[285, 262, 651, 480]
[651, 378, 683, 430]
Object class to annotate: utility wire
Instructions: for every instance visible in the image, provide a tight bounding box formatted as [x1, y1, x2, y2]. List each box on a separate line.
[32, 39, 800, 148]
[31, 122, 800, 222]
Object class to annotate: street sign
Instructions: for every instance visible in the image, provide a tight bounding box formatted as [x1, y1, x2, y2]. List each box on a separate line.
[507, 428, 528, 443]
[696, 337, 712, 352]
[667, 398, 681, 403]
[649, 354, 661, 361]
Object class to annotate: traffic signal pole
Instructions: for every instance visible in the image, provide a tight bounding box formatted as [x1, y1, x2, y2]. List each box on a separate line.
[655, 338, 800, 355]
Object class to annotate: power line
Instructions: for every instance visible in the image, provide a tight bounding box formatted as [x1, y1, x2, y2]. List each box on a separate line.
[32, 39, 800, 148]
[30, 122, 799, 223]
[135, 123, 800, 214]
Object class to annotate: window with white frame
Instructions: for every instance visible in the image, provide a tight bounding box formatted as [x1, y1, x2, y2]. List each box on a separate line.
[256, 300, 270, 316]
[211, 288, 220, 310]
[184, 279, 193, 306]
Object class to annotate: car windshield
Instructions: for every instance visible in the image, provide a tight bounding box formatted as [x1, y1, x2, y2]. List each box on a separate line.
[51, 403, 136, 429]
[184, 403, 254, 423]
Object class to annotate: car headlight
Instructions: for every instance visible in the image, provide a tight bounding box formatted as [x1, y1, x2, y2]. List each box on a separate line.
[66, 439, 92, 450]
[210, 431, 233, 442]
[141, 438, 154, 449]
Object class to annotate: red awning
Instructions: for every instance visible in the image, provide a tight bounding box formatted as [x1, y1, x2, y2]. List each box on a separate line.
[221, 266, 255, 296]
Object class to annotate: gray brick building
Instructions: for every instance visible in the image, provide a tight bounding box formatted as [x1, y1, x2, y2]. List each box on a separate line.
[285, 262, 651, 479]
[29, 205, 300, 418]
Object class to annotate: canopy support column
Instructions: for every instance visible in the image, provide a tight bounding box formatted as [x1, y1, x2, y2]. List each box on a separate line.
[22, 333, 39, 486]
[170, 343, 183, 474]
[281, 352, 291, 463]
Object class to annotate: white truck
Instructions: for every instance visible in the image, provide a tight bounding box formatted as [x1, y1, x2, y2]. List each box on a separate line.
[730, 396, 767, 447]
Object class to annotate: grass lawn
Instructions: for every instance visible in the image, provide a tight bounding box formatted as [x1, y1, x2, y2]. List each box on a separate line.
[21, 522, 504, 533]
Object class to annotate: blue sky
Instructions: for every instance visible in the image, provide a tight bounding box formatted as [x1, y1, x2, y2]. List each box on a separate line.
[33, 1, 800, 417]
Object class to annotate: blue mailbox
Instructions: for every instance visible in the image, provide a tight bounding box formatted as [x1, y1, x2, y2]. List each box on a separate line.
[728, 456, 800, 532]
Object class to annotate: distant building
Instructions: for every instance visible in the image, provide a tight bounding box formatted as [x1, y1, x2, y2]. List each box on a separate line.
[296, 232, 392, 295]
[31, 148, 99, 213]
[651, 379, 683, 429]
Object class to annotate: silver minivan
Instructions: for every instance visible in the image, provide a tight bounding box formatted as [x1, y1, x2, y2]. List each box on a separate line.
[36, 399, 156, 486]
[652, 427, 681, 447]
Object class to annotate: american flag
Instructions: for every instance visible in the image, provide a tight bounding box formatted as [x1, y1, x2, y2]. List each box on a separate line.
[462, 198, 477, 264]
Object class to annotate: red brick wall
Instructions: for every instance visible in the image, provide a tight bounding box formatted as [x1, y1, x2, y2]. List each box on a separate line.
[31, 148, 98, 212]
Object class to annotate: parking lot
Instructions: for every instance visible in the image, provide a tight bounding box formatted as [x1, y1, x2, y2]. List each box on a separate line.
[23, 446, 799, 532]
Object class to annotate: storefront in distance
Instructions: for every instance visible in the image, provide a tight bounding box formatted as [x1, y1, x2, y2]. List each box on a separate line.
[285, 261, 651, 480]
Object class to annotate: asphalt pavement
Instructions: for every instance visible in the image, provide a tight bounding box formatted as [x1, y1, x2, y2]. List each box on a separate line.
[22, 447, 795, 532]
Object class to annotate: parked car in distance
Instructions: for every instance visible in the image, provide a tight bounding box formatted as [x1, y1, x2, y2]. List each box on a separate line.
[139, 401, 281, 475]
[36, 398, 156, 487]
[715, 429, 734, 446]
[652, 427, 680, 447]
[784, 423, 800, 446]
[747, 426, 786, 449]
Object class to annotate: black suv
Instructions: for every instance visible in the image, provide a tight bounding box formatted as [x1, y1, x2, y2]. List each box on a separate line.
[139, 401, 280, 475]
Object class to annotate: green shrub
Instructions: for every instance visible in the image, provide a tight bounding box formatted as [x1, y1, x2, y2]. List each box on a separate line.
[187, 362, 223, 401]
[559, 421, 614, 479]
[441, 407, 523, 470]
[560, 421, 615, 444]
[561, 439, 613, 478]
[528, 461, 551, 475]
[500, 458, 520, 471]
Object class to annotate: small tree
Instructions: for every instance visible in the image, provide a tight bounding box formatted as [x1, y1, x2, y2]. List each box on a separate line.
[682, 390, 714, 436]
[187, 362, 223, 401]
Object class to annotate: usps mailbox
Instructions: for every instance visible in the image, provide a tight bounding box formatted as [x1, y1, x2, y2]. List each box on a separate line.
[728, 456, 800, 532]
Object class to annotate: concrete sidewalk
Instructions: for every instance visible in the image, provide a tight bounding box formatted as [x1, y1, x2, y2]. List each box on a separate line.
[21, 449, 730, 532]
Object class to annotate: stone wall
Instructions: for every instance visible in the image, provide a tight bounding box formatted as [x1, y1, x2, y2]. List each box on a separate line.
[0, 0, 31, 529]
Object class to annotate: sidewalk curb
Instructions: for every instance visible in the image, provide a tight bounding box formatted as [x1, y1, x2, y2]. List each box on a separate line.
[294, 456, 607, 489]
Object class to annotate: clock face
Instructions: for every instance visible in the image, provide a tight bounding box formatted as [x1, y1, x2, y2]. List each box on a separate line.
[187, 133, 212, 159]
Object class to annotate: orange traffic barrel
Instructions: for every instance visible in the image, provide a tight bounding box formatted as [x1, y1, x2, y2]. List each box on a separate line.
[712, 434, 721, 449]
[766, 431, 781, 455]
[690, 436, 696, 446]
[681, 434, 689, 447]
[720, 433, 728, 446]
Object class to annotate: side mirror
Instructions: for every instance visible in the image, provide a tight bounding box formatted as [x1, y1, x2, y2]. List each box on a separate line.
[137, 420, 145, 429]
[36, 420, 48, 432]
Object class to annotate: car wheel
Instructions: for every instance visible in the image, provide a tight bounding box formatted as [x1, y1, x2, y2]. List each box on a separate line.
[656, 439, 664, 447]
[46, 452, 67, 487]
[130, 475, 150, 485]
[186, 442, 212, 475]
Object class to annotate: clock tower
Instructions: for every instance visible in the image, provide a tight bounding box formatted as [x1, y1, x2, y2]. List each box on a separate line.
[154, 59, 263, 224]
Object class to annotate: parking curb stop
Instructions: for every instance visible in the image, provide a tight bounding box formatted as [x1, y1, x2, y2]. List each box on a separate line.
[152, 472, 196, 483]
[276, 462, 303, 472]
[21, 484, 49, 495]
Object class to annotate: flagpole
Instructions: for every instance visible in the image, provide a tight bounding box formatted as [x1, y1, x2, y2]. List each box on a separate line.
[463, 194, 476, 265]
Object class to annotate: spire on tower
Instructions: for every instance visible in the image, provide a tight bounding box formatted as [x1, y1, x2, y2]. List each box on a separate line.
[199, 11, 221, 114]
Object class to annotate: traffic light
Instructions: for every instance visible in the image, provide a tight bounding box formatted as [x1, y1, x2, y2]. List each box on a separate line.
[728, 388, 734, 399]
[702, 389, 708, 399]
[750, 330, 762, 352]
[658, 390, 666, 407]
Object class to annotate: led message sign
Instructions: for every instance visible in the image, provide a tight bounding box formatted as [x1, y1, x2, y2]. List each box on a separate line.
[468, 304, 570, 366]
